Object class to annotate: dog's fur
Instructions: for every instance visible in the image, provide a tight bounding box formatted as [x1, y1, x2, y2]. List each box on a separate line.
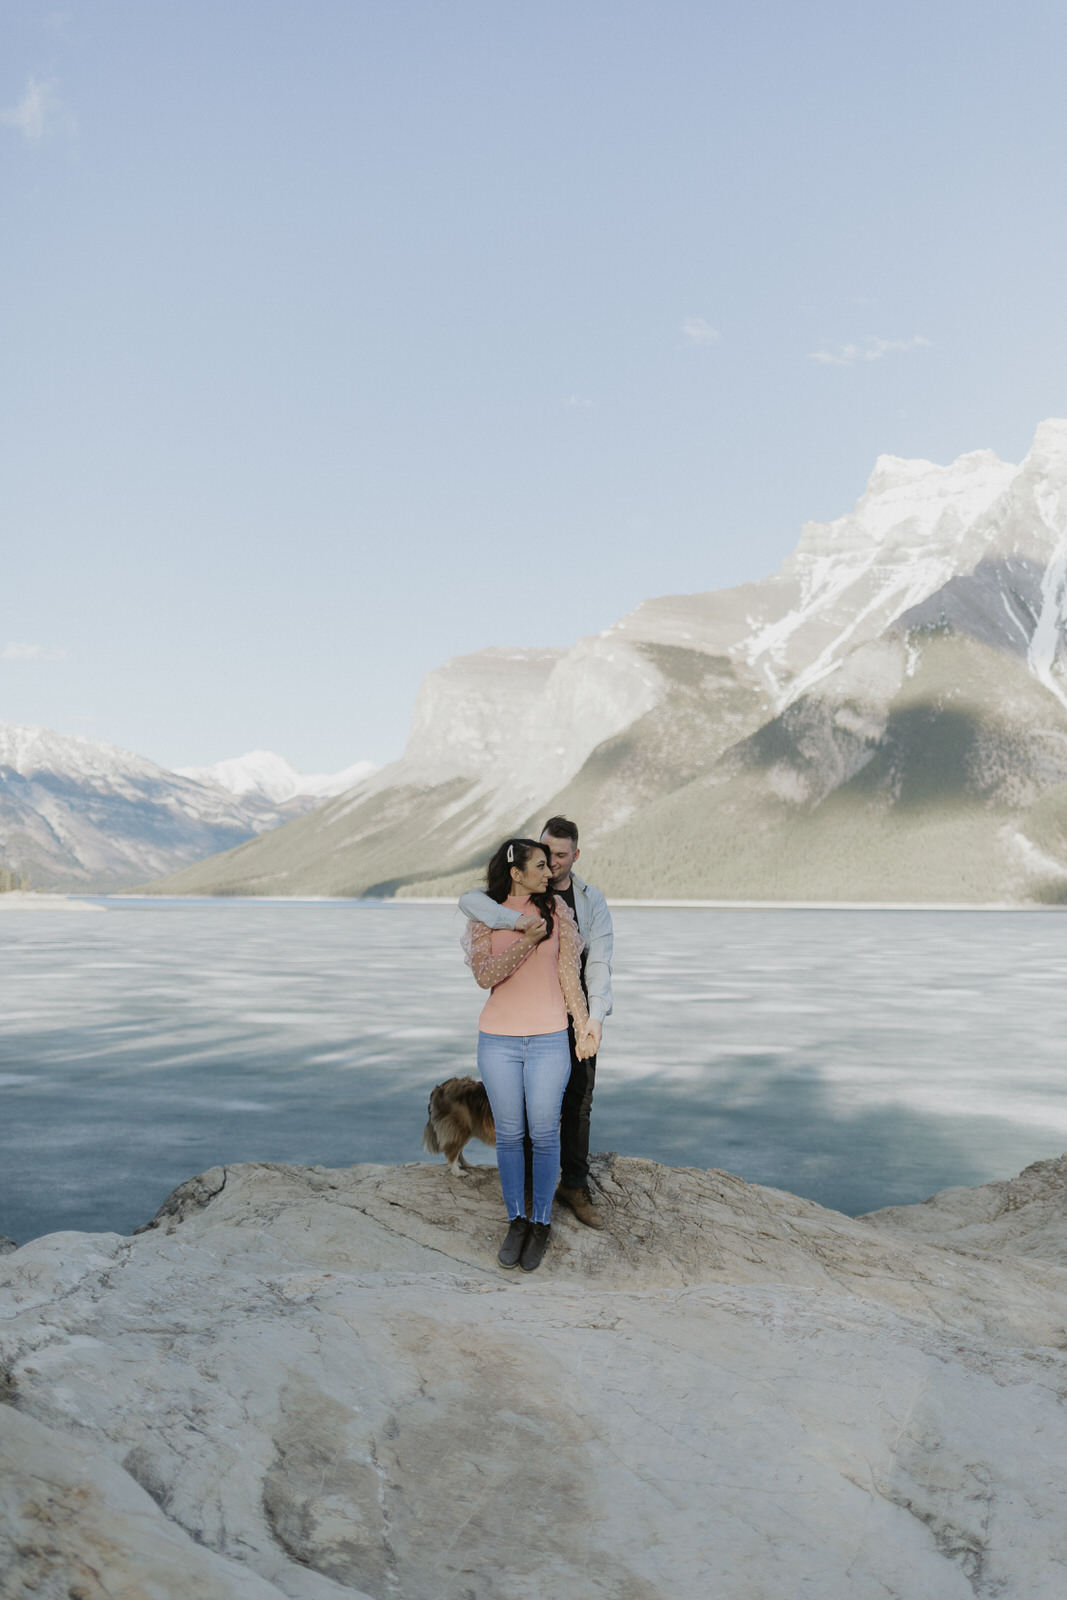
[422, 1076, 496, 1175]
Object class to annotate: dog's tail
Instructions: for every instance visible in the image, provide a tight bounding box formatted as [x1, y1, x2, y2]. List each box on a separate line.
[422, 1085, 443, 1154]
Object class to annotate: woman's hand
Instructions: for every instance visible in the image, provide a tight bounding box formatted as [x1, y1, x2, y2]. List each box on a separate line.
[574, 1021, 597, 1060]
[519, 917, 549, 944]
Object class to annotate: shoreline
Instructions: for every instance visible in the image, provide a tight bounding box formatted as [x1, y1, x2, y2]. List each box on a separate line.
[17, 892, 1067, 912]
[402, 895, 1067, 912]
[0, 892, 106, 912]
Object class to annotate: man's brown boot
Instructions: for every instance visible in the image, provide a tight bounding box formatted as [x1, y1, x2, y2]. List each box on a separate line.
[556, 1184, 604, 1229]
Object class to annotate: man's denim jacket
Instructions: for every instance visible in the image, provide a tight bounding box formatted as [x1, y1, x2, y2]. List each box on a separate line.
[458, 873, 614, 1024]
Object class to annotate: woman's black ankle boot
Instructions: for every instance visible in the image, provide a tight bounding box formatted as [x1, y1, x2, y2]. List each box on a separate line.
[497, 1216, 529, 1269]
[519, 1221, 550, 1272]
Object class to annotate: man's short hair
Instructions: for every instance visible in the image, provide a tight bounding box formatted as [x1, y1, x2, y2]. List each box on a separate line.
[541, 815, 579, 846]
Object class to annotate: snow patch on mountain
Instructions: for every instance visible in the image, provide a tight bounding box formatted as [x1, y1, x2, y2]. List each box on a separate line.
[0, 723, 166, 790]
[817, 448, 1015, 552]
[1027, 492, 1067, 713]
[741, 448, 1020, 706]
[176, 750, 377, 805]
[1004, 824, 1067, 887]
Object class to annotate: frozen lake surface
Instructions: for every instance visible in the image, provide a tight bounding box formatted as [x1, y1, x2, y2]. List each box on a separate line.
[3, 899, 1067, 1243]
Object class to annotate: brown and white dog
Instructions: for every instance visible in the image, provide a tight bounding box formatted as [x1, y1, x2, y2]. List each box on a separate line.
[422, 1076, 495, 1175]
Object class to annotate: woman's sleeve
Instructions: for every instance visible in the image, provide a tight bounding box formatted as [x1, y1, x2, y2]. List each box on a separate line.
[461, 920, 536, 989]
[556, 902, 589, 1027]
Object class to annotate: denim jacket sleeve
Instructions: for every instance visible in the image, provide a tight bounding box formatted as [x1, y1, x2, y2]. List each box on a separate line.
[575, 880, 613, 1024]
[457, 889, 522, 931]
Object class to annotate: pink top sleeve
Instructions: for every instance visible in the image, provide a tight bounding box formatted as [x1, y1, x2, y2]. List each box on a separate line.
[462, 920, 536, 988]
[556, 902, 589, 1030]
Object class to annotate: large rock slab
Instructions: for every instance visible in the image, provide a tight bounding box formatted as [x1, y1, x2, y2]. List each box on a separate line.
[0, 1404, 290, 1599]
[3, 1155, 1067, 1598]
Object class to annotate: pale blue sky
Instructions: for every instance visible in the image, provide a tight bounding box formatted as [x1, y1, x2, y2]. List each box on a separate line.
[4, 0, 1067, 771]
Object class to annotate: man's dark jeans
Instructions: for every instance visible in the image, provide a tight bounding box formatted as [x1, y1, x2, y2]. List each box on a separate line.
[559, 1042, 596, 1190]
[523, 1023, 597, 1193]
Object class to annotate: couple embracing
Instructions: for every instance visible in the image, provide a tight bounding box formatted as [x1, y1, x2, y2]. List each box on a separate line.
[459, 816, 613, 1273]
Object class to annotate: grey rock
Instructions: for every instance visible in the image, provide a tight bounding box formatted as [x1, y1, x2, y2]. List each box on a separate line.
[3, 1155, 1067, 1597]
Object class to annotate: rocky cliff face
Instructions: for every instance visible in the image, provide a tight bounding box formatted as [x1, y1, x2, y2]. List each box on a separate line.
[3, 1154, 1067, 1598]
[144, 418, 1067, 901]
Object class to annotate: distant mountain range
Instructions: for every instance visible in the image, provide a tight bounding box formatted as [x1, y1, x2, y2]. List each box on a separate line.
[142, 419, 1067, 904]
[14, 418, 1067, 902]
[0, 730, 376, 892]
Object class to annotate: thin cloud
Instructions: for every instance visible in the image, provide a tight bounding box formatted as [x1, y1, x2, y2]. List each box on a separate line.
[809, 334, 931, 367]
[46, 12, 76, 43]
[1, 76, 74, 142]
[681, 317, 721, 347]
[563, 394, 593, 409]
[2, 642, 67, 661]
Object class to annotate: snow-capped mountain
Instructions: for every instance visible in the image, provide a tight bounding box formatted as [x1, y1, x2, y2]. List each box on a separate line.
[0, 728, 372, 892]
[175, 750, 377, 806]
[133, 419, 1067, 902]
[608, 421, 1067, 711]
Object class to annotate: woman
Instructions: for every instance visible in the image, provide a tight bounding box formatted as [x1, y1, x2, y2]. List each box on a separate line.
[463, 836, 596, 1272]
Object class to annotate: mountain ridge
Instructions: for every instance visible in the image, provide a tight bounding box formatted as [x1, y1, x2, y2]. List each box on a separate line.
[17, 418, 1067, 901]
[0, 726, 375, 892]
[141, 419, 1067, 903]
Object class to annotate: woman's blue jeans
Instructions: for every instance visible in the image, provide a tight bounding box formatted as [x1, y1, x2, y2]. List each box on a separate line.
[477, 1029, 571, 1225]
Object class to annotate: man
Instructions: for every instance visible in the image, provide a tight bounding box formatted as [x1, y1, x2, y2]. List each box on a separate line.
[458, 815, 613, 1228]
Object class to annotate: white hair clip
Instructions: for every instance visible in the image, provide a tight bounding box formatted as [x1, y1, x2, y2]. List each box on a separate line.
[506, 844, 514, 863]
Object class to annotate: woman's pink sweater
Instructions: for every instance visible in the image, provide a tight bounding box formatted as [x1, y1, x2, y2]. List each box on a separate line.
[465, 895, 587, 1036]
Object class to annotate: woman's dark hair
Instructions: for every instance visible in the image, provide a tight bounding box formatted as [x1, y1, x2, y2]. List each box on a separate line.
[485, 837, 555, 934]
